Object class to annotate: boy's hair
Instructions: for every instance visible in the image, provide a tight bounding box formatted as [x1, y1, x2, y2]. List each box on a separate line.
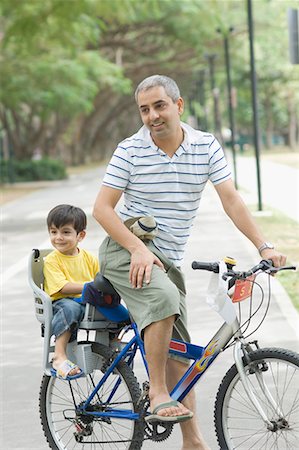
[134, 75, 181, 103]
[47, 204, 87, 233]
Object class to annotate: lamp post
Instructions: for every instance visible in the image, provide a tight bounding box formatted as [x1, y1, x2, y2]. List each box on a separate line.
[205, 54, 217, 130]
[217, 27, 238, 190]
[247, 0, 263, 210]
[197, 69, 208, 130]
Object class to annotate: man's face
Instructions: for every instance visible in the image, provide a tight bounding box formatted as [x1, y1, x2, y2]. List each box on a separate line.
[137, 86, 184, 141]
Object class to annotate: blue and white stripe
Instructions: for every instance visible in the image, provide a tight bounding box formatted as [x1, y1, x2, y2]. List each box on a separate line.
[102, 122, 231, 264]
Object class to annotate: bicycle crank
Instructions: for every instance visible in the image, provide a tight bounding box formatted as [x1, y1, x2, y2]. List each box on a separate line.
[144, 421, 173, 442]
[137, 381, 173, 442]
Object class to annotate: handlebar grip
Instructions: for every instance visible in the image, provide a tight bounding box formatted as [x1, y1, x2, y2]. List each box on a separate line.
[192, 261, 219, 273]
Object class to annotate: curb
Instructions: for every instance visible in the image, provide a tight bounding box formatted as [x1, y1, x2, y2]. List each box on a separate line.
[271, 277, 299, 340]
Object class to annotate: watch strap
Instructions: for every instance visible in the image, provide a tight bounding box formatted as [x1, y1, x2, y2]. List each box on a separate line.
[258, 242, 274, 254]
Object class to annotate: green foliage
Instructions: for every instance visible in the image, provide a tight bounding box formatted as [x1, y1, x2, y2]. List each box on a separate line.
[0, 0, 298, 162]
[0, 50, 130, 117]
[0, 158, 67, 182]
[0, 0, 131, 111]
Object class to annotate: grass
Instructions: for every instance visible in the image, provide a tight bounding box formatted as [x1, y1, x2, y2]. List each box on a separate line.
[249, 206, 299, 311]
[238, 145, 299, 169]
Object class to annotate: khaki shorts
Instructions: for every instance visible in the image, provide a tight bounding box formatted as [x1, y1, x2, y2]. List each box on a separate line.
[98, 236, 190, 346]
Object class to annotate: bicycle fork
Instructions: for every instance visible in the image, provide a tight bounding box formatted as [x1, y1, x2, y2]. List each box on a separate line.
[233, 340, 284, 431]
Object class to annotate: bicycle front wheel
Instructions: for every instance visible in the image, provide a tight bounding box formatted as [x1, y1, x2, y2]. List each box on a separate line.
[214, 347, 299, 450]
[39, 342, 144, 450]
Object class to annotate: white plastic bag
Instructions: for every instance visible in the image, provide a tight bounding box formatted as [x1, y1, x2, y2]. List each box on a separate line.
[206, 261, 237, 324]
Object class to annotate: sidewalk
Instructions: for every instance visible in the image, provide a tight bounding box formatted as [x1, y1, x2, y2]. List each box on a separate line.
[228, 152, 299, 223]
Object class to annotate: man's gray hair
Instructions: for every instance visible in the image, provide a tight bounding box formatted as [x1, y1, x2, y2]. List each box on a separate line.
[135, 75, 181, 103]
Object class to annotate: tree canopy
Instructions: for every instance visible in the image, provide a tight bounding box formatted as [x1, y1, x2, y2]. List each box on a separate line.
[0, 0, 298, 165]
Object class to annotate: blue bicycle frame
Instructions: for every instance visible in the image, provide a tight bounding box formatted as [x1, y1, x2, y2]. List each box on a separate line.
[77, 317, 241, 421]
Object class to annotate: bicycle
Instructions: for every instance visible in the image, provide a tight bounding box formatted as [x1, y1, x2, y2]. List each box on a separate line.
[29, 250, 298, 450]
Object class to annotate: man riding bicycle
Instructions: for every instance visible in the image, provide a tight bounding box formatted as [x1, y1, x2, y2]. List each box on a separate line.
[93, 74, 286, 450]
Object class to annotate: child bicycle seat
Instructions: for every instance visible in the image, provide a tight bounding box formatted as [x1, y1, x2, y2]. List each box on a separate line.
[28, 249, 130, 375]
[81, 274, 130, 324]
[93, 273, 130, 323]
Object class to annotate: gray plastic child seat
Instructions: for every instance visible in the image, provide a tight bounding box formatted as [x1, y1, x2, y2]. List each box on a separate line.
[28, 249, 122, 375]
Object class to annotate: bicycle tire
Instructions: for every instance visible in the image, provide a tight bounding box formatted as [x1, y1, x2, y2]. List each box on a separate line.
[214, 347, 299, 450]
[39, 342, 144, 450]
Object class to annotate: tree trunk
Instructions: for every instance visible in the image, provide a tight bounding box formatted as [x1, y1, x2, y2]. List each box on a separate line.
[264, 97, 273, 149]
[287, 95, 297, 150]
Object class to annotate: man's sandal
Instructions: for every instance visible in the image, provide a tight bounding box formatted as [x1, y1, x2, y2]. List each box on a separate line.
[50, 359, 83, 381]
[144, 400, 193, 424]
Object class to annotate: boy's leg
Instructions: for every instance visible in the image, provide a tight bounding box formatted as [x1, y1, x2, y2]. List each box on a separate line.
[53, 330, 81, 376]
[52, 298, 85, 375]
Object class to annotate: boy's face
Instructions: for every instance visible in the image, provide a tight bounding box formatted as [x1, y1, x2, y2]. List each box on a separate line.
[48, 223, 85, 256]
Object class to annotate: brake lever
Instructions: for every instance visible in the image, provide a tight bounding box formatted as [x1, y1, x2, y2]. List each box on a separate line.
[222, 270, 236, 281]
[272, 265, 297, 272]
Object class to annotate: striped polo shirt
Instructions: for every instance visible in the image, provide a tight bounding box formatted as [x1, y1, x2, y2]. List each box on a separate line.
[102, 122, 231, 265]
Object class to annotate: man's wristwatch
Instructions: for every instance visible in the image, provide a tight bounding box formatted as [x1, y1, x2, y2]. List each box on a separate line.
[258, 242, 274, 255]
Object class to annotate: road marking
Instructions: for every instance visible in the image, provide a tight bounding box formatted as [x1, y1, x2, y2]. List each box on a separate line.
[75, 185, 85, 192]
[1, 238, 50, 286]
[26, 211, 49, 220]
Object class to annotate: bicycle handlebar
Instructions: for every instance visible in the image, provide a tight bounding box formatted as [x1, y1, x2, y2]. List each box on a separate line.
[191, 261, 220, 273]
[192, 259, 296, 280]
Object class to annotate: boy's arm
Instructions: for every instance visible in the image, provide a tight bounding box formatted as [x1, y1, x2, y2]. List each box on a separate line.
[44, 259, 83, 297]
[59, 282, 84, 295]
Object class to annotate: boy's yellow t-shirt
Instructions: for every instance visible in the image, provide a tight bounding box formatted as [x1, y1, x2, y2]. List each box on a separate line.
[43, 248, 99, 301]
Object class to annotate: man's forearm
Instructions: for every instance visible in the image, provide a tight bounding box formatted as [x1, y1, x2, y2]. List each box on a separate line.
[93, 204, 146, 255]
[223, 195, 266, 250]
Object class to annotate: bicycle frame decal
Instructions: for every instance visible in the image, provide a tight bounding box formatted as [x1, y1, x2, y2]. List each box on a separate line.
[169, 340, 187, 353]
[195, 340, 219, 372]
[172, 339, 220, 401]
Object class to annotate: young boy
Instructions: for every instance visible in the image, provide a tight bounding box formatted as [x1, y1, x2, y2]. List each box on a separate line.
[43, 204, 99, 380]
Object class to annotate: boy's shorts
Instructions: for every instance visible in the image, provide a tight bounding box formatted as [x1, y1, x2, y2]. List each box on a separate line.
[52, 298, 85, 342]
[98, 236, 191, 348]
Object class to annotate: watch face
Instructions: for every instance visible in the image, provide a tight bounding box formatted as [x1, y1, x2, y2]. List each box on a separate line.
[265, 242, 274, 249]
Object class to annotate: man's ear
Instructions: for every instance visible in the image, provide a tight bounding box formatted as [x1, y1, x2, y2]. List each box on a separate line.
[78, 230, 86, 242]
[177, 97, 184, 115]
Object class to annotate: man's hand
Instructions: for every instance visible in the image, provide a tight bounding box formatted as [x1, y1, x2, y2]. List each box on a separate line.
[260, 249, 287, 268]
[129, 247, 165, 288]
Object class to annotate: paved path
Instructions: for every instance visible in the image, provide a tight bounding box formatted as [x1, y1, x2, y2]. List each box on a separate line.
[228, 153, 299, 222]
[1, 166, 298, 450]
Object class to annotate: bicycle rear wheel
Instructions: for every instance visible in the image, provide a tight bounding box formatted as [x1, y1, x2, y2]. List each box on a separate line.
[39, 342, 144, 450]
[214, 347, 299, 450]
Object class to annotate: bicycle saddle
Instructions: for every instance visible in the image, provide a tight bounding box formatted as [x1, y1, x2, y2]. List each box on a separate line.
[94, 273, 119, 296]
